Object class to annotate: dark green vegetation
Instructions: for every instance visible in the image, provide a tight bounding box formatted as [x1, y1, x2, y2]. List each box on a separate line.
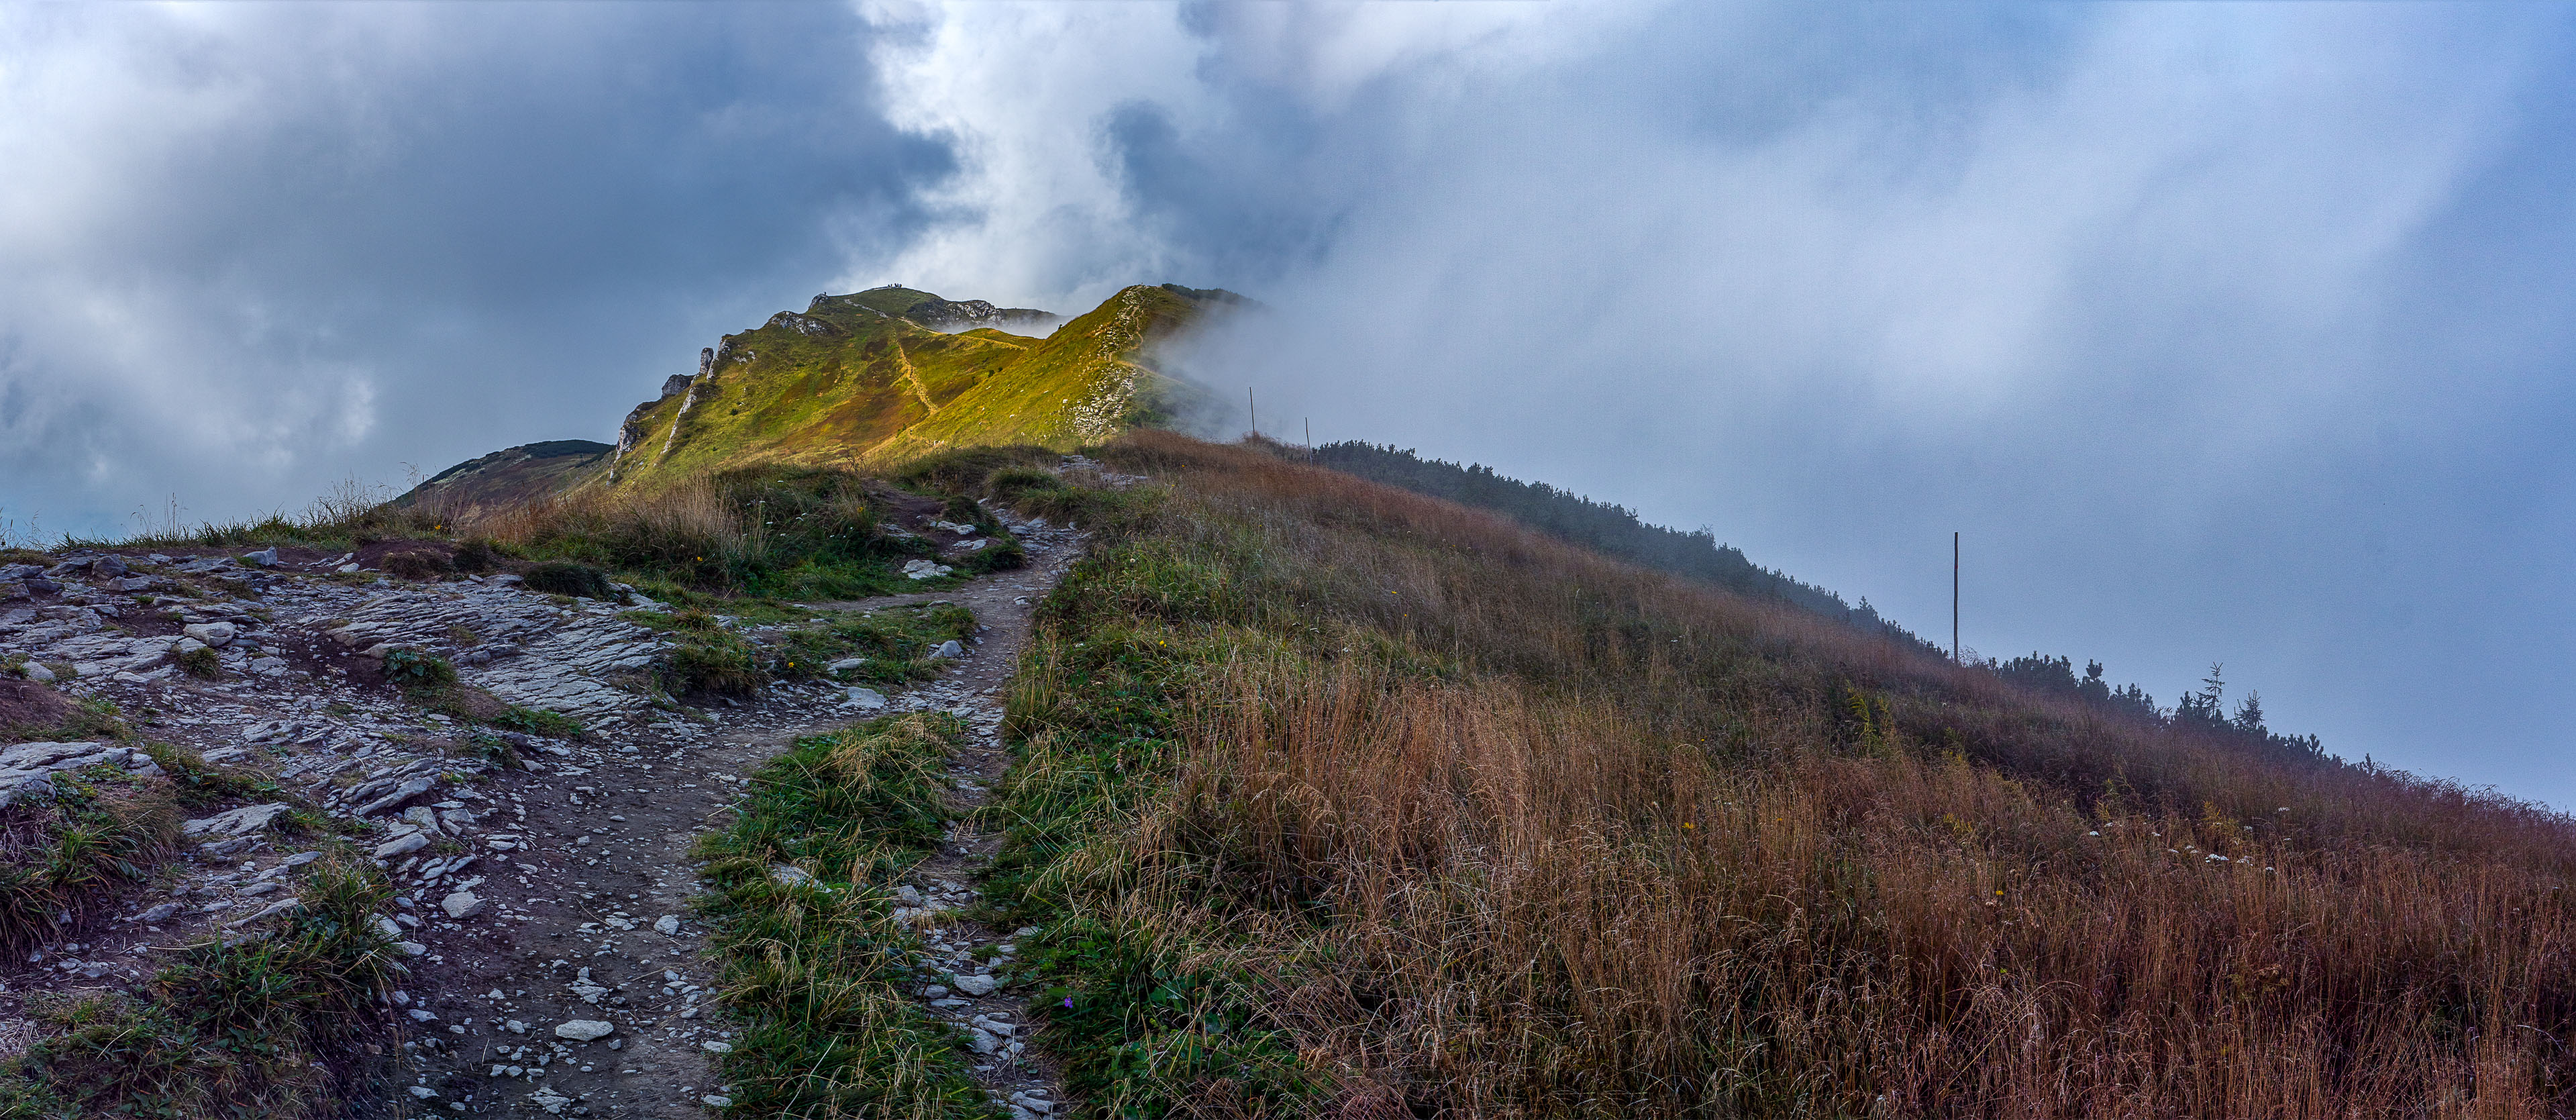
[1312, 440, 2328, 763]
[521, 560, 614, 599]
[378, 647, 457, 693]
[770, 603, 977, 687]
[975, 431, 2576, 1119]
[0, 852, 405, 1119]
[692, 713, 990, 1119]
[1996, 653, 2324, 765]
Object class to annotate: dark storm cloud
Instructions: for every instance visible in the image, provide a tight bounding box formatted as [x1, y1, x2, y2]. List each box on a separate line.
[0, 3, 950, 538]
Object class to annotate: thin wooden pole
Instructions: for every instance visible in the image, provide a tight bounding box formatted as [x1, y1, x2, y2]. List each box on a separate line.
[1249, 388, 1257, 438]
[1953, 531, 1960, 663]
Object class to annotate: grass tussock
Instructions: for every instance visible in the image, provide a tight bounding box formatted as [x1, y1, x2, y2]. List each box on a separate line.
[693, 712, 989, 1119]
[0, 850, 404, 1118]
[985, 430, 2576, 1119]
[0, 780, 178, 955]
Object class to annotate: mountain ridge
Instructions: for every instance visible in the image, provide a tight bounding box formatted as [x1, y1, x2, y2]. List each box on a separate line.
[403, 283, 1241, 509]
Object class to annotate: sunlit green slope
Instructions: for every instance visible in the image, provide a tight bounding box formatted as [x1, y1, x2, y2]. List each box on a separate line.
[592, 283, 1233, 491]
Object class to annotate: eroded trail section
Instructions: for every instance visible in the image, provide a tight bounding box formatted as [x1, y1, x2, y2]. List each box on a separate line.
[0, 496, 1082, 1118]
[798, 533, 1074, 1119]
[409, 516, 1082, 1118]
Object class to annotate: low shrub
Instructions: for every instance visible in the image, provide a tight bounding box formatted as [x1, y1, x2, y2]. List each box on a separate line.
[522, 560, 613, 599]
[378, 648, 457, 693]
[452, 537, 504, 574]
[379, 550, 453, 582]
[174, 646, 222, 680]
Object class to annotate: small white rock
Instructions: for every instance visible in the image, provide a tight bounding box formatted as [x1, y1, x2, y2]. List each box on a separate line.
[654, 914, 680, 935]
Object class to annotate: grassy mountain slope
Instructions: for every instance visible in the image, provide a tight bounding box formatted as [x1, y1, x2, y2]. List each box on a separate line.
[393, 439, 611, 514]
[866, 285, 1223, 463]
[949, 431, 2576, 1119]
[605, 302, 1024, 489]
[404, 283, 1236, 511]
[582, 284, 1229, 494]
[1312, 440, 1933, 647]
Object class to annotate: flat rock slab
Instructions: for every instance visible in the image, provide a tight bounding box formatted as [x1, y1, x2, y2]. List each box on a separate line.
[181, 802, 293, 838]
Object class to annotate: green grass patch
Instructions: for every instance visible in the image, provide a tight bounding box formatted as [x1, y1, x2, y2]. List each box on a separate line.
[0, 779, 179, 954]
[487, 706, 586, 741]
[692, 713, 990, 1119]
[983, 611, 1320, 1119]
[666, 630, 765, 699]
[771, 604, 976, 686]
[144, 742, 289, 809]
[0, 850, 405, 1117]
[379, 648, 457, 693]
[4, 698, 132, 748]
[522, 560, 613, 598]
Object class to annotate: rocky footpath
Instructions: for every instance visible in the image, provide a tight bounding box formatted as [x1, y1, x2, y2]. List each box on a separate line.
[0, 493, 1091, 1117]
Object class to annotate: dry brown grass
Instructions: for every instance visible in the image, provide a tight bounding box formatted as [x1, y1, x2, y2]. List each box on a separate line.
[464, 474, 741, 562]
[1006, 431, 2576, 1118]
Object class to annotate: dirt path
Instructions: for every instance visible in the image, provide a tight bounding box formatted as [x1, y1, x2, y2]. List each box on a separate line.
[0, 497, 1088, 1118]
[894, 334, 940, 415]
[370, 517, 1082, 1117]
[801, 562, 1073, 1117]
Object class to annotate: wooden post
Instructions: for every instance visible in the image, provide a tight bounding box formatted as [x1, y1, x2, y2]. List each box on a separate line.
[1249, 388, 1257, 438]
[1953, 531, 1960, 663]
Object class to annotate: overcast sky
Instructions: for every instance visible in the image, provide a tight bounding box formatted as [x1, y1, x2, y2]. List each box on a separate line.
[5, 3, 2574, 804]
